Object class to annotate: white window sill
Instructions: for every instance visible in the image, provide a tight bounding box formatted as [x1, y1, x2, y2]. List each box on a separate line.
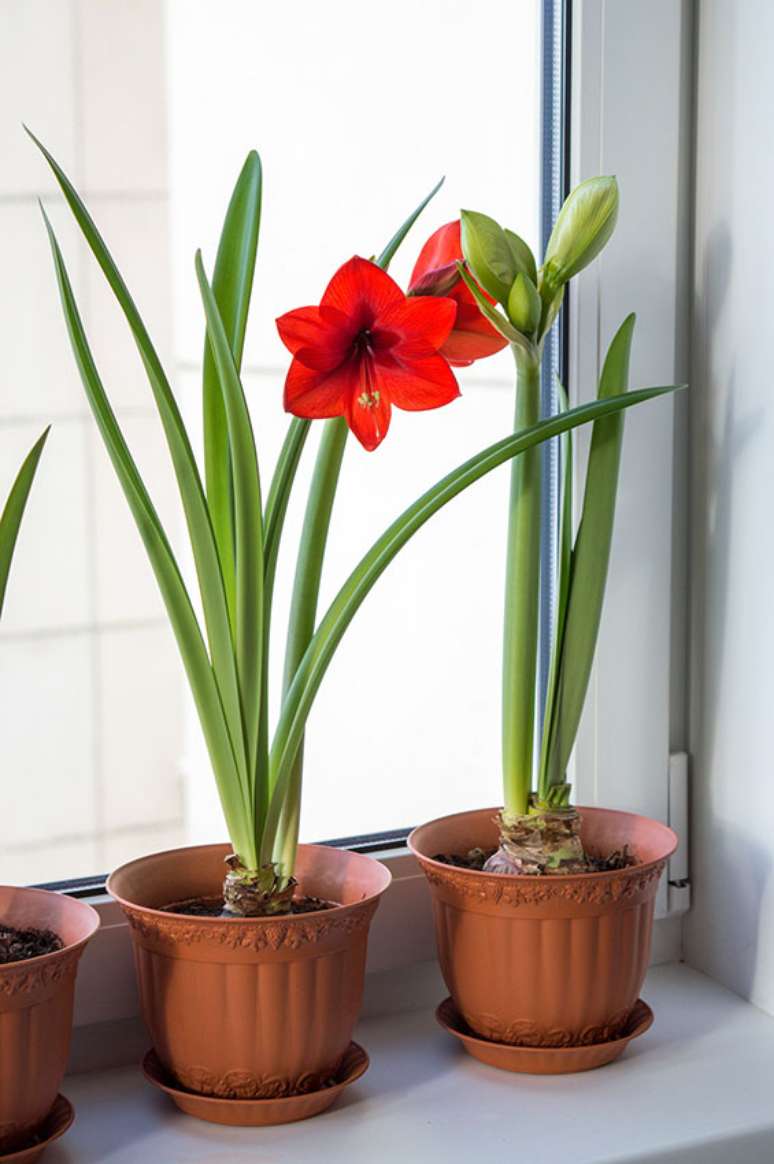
[57, 962, 774, 1164]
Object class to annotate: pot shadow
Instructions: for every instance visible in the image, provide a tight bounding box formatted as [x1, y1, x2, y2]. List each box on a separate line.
[40, 1078, 172, 1164]
[336, 1008, 458, 1111]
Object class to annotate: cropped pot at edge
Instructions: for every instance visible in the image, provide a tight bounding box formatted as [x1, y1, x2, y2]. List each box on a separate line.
[0, 886, 99, 1152]
[409, 806, 676, 1052]
[107, 842, 391, 1104]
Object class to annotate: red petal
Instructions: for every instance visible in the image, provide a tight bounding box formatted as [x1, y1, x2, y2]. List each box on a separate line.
[283, 356, 352, 419]
[373, 351, 460, 412]
[276, 304, 353, 371]
[441, 330, 508, 365]
[442, 295, 508, 364]
[346, 371, 392, 450]
[374, 296, 457, 357]
[410, 226, 505, 367]
[409, 221, 462, 290]
[320, 256, 403, 330]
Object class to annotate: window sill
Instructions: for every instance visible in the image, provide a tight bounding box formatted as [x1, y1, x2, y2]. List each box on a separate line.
[58, 962, 774, 1163]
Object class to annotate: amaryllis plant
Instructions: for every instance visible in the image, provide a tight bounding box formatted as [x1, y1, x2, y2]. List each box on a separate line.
[32, 125, 675, 914]
[438, 178, 683, 873]
[0, 430, 48, 623]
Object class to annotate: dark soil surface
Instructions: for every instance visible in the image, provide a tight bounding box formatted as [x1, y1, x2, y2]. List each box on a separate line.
[433, 846, 637, 874]
[434, 847, 492, 870]
[0, 923, 63, 964]
[161, 894, 336, 917]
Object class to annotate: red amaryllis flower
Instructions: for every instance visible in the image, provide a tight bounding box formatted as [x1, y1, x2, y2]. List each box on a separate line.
[409, 220, 508, 367]
[276, 256, 460, 451]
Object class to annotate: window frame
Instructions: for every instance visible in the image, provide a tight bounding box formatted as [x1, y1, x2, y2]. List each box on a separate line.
[567, 0, 692, 917]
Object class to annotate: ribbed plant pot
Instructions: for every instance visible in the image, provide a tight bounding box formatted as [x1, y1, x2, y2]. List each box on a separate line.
[107, 843, 391, 1109]
[408, 806, 676, 1058]
[0, 886, 99, 1152]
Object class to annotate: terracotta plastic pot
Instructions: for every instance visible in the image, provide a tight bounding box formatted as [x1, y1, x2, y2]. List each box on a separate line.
[409, 806, 676, 1050]
[108, 843, 391, 1104]
[0, 886, 99, 1151]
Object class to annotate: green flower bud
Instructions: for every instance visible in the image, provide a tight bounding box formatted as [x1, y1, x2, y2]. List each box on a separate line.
[507, 272, 541, 335]
[542, 176, 619, 290]
[460, 209, 516, 305]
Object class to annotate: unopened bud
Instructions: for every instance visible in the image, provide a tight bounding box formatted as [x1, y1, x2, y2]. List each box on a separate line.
[543, 176, 619, 290]
[408, 260, 460, 298]
[507, 273, 541, 335]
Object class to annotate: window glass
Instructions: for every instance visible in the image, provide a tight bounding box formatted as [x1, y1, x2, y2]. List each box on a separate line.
[0, 0, 542, 880]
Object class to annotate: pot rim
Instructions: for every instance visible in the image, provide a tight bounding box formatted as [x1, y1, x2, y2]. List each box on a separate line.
[0, 884, 100, 974]
[107, 841, 392, 923]
[407, 804, 678, 884]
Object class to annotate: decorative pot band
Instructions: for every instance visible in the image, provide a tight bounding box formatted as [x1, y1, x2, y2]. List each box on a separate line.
[409, 804, 677, 919]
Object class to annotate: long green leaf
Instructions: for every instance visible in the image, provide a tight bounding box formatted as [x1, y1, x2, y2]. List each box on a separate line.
[270, 416, 347, 871]
[543, 314, 636, 785]
[263, 417, 311, 605]
[42, 212, 257, 865]
[256, 416, 312, 819]
[265, 379, 682, 850]
[280, 419, 348, 704]
[28, 131, 249, 796]
[204, 152, 262, 624]
[196, 251, 264, 787]
[377, 176, 444, 270]
[0, 428, 49, 619]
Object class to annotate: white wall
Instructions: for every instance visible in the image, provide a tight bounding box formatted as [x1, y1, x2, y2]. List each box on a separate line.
[685, 0, 774, 1013]
[0, 1, 183, 881]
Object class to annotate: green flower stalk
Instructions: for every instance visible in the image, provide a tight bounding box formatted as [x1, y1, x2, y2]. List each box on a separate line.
[461, 177, 682, 875]
[34, 125, 677, 909]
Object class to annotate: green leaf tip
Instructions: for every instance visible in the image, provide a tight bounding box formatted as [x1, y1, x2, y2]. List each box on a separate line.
[0, 426, 50, 619]
[376, 176, 444, 270]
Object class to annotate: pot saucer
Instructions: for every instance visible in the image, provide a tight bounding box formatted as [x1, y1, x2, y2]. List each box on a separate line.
[436, 997, 654, 1075]
[0, 1096, 74, 1164]
[142, 1043, 369, 1126]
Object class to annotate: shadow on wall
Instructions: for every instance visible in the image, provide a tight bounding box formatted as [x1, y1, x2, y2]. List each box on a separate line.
[687, 216, 771, 1000]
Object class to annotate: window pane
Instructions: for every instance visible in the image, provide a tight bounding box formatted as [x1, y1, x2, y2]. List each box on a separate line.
[168, 0, 543, 844]
[0, 0, 542, 882]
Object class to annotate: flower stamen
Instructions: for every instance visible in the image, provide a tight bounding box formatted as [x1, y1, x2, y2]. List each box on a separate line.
[358, 350, 380, 411]
[358, 388, 380, 410]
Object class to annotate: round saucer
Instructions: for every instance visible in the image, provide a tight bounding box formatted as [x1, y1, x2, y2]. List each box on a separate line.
[0, 1096, 74, 1164]
[142, 1043, 369, 1126]
[436, 997, 654, 1074]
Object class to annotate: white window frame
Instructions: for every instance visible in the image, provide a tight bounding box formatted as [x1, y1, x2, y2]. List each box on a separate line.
[568, 0, 692, 917]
